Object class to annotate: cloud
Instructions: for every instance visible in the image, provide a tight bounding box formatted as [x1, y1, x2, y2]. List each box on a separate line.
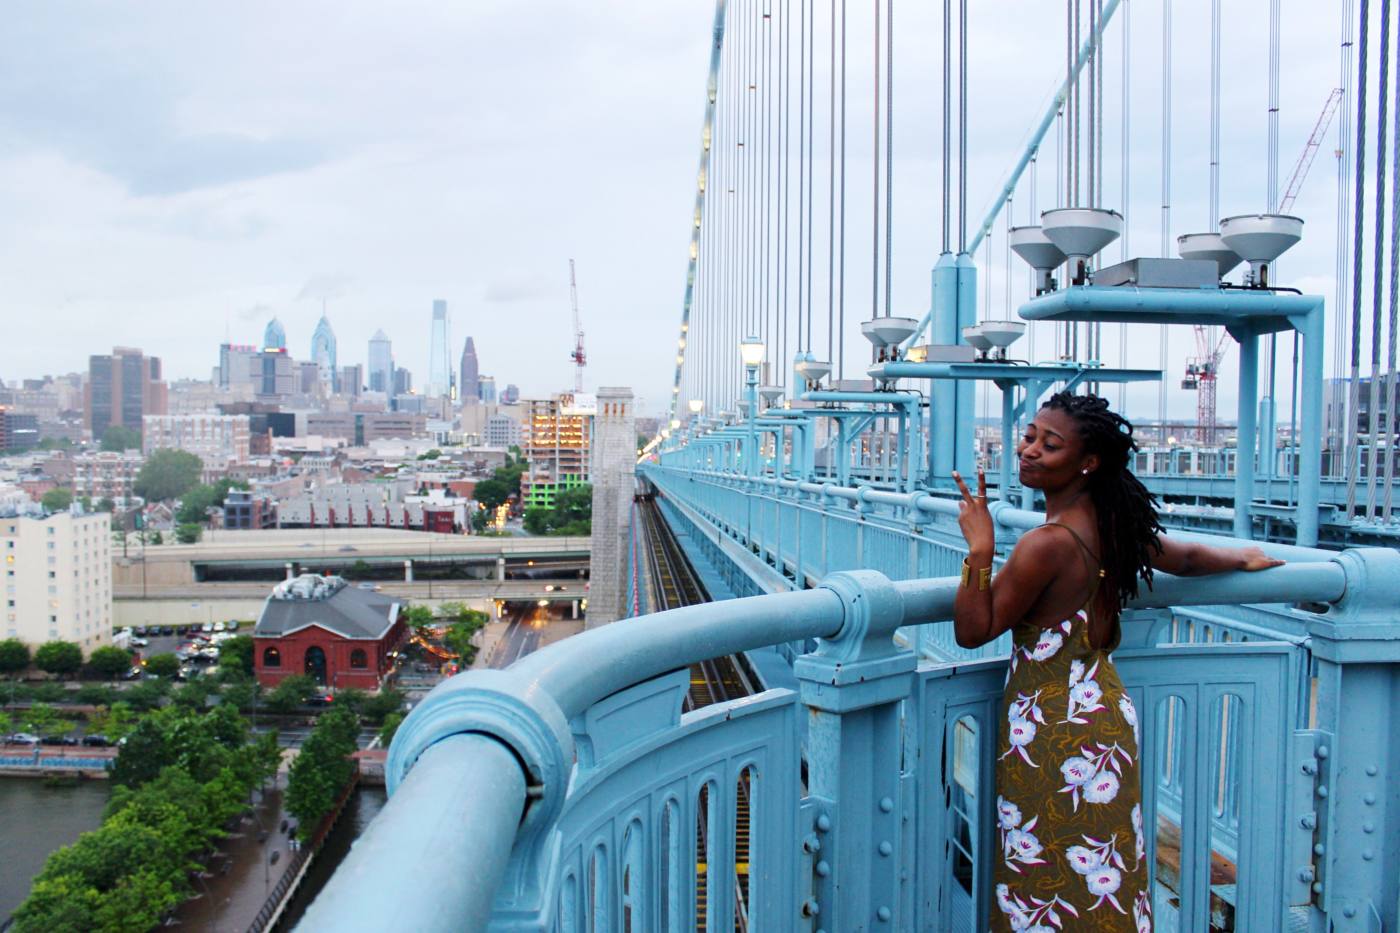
[297, 275, 352, 303]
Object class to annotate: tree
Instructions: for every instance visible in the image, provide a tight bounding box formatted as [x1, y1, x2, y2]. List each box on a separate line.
[378, 711, 404, 746]
[143, 653, 180, 679]
[147, 529, 163, 545]
[175, 484, 219, 525]
[0, 638, 29, 676]
[34, 640, 82, 677]
[87, 646, 134, 680]
[133, 449, 203, 503]
[175, 523, 202, 545]
[443, 623, 481, 665]
[22, 703, 75, 739]
[40, 488, 73, 512]
[473, 476, 512, 511]
[87, 701, 137, 742]
[403, 605, 436, 634]
[470, 509, 489, 534]
[359, 687, 406, 726]
[99, 424, 141, 453]
[265, 674, 316, 714]
[286, 705, 360, 839]
[332, 687, 366, 713]
[416, 449, 443, 461]
[95, 497, 115, 514]
[218, 635, 254, 677]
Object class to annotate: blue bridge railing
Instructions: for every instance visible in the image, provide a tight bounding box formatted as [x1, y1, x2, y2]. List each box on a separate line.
[297, 530, 1400, 932]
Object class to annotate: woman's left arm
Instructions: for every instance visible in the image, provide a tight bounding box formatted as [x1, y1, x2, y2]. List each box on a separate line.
[1150, 535, 1285, 576]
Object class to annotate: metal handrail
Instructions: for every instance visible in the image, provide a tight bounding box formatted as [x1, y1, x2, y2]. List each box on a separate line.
[296, 557, 1348, 932]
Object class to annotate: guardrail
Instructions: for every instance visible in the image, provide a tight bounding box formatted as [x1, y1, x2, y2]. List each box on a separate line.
[294, 538, 1400, 931]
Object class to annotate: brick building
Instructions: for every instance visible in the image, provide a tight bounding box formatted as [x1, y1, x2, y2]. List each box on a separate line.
[253, 575, 406, 691]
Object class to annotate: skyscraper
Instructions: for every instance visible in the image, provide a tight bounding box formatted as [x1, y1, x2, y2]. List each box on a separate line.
[311, 315, 337, 393]
[263, 317, 287, 351]
[478, 375, 497, 404]
[368, 330, 393, 394]
[427, 300, 451, 400]
[85, 347, 167, 440]
[459, 336, 480, 405]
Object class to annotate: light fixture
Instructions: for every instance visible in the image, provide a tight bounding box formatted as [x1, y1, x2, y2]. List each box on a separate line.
[739, 336, 766, 368]
[670, 418, 681, 429]
[688, 398, 704, 415]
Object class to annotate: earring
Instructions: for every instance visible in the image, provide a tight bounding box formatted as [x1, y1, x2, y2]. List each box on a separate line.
[1081, 469, 1089, 475]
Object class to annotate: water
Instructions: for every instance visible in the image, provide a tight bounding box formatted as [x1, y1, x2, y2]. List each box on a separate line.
[0, 777, 109, 920]
[274, 786, 387, 930]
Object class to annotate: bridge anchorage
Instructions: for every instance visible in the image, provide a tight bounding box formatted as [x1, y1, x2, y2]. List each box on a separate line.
[302, 1, 1400, 931]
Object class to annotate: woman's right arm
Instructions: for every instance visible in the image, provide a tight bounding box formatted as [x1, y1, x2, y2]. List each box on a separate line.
[1149, 535, 1284, 576]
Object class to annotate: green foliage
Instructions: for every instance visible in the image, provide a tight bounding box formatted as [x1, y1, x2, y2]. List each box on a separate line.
[87, 702, 137, 742]
[34, 640, 83, 677]
[286, 705, 360, 840]
[416, 448, 443, 460]
[218, 678, 257, 712]
[121, 680, 170, 712]
[176, 485, 219, 525]
[99, 424, 142, 453]
[87, 646, 134, 681]
[470, 509, 489, 533]
[74, 683, 119, 706]
[358, 687, 406, 726]
[40, 487, 74, 512]
[332, 687, 366, 713]
[0, 638, 30, 675]
[21, 703, 76, 738]
[378, 712, 404, 746]
[472, 476, 513, 511]
[16, 702, 280, 933]
[218, 635, 254, 677]
[174, 523, 202, 545]
[265, 674, 316, 714]
[95, 497, 116, 513]
[143, 653, 180, 679]
[30, 681, 68, 703]
[172, 680, 215, 710]
[148, 530, 163, 545]
[133, 449, 203, 503]
[345, 559, 371, 579]
[403, 605, 436, 633]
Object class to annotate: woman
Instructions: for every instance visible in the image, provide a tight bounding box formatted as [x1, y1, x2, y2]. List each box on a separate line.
[952, 392, 1281, 932]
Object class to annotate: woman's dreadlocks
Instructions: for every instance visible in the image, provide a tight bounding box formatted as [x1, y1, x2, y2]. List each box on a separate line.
[1042, 391, 1164, 608]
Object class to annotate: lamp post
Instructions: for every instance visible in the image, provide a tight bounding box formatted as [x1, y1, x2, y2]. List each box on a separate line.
[739, 337, 765, 475]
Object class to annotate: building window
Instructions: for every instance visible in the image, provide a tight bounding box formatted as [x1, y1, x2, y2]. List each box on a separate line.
[263, 647, 281, 668]
[349, 649, 368, 669]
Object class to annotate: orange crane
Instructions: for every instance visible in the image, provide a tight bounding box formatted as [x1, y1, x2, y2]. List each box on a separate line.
[569, 259, 586, 393]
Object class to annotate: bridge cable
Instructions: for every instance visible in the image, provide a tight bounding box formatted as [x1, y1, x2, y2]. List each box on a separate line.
[1386, 5, 1400, 522]
[1117, 0, 1130, 409]
[838, 0, 847, 379]
[885, 0, 894, 319]
[1157, 0, 1170, 431]
[959, 0, 968, 252]
[1365, 0, 1391, 520]
[827, 0, 837, 364]
[1265, 0, 1282, 483]
[942, 0, 951, 254]
[1345, 0, 1371, 517]
[806, 0, 816, 353]
[1331, 0, 1355, 478]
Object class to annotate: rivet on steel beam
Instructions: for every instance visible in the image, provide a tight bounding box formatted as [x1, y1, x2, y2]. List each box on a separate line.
[879, 841, 893, 857]
[1362, 850, 1375, 861]
[1366, 764, 1379, 776]
[877, 906, 892, 922]
[1300, 761, 1316, 775]
[879, 797, 894, 813]
[1363, 822, 1375, 834]
[1297, 868, 1315, 883]
[1300, 813, 1317, 830]
[1316, 785, 1329, 798]
[1364, 793, 1376, 805]
[815, 860, 831, 877]
[803, 834, 822, 854]
[800, 899, 820, 918]
[1312, 882, 1324, 895]
[1344, 906, 1357, 919]
[1316, 745, 1330, 759]
[1313, 844, 1326, 856]
[816, 814, 832, 832]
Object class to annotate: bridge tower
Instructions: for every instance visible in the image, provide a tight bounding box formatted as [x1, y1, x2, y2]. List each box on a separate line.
[586, 386, 636, 627]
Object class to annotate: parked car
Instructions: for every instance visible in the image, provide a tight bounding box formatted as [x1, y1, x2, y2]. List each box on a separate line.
[160, 626, 175, 636]
[201, 623, 214, 633]
[6, 733, 40, 745]
[81, 735, 111, 747]
[226, 620, 240, 631]
[121, 666, 143, 681]
[133, 626, 147, 637]
[303, 695, 333, 708]
[40, 735, 79, 746]
[130, 637, 149, 647]
[213, 622, 226, 632]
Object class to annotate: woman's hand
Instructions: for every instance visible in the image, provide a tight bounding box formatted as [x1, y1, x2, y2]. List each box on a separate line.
[1237, 546, 1285, 572]
[953, 469, 996, 560]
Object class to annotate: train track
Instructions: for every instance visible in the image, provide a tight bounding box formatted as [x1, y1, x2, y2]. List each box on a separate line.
[637, 493, 757, 931]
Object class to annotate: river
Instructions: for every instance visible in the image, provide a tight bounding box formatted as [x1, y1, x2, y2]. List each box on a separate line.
[0, 777, 109, 921]
[273, 785, 387, 930]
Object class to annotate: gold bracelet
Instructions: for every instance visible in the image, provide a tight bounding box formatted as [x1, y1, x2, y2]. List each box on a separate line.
[961, 558, 992, 591]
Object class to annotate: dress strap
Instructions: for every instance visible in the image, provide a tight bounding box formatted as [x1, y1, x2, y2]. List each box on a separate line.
[1042, 521, 1107, 612]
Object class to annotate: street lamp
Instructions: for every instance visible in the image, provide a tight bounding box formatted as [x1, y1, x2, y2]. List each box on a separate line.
[739, 337, 765, 474]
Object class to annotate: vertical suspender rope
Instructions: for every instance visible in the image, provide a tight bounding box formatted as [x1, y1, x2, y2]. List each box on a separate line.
[1264, 0, 1282, 481]
[796, 0, 806, 356]
[959, 0, 968, 253]
[1158, 0, 1170, 433]
[1384, 33, 1400, 521]
[1365, 0, 1391, 519]
[1333, 0, 1356, 477]
[838, 0, 847, 379]
[763, 4, 773, 367]
[943, 0, 952, 254]
[872, 0, 881, 324]
[827, 0, 836, 363]
[805, 0, 815, 354]
[1118, 0, 1130, 409]
[1345, 0, 1371, 517]
[780, 0, 791, 380]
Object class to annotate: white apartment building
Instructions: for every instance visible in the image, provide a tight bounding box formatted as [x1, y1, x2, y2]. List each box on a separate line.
[2, 510, 112, 652]
[71, 450, 145, 502]
[143, 414, 251, 471]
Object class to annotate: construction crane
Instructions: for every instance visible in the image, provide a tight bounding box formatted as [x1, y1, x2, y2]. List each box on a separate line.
[1279, 88, 1343, 213]
[1181, 89, 1343, 443]
[568, 259, 586, 393]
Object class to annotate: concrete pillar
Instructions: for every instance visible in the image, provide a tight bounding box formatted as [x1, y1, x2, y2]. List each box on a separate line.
[587, 387, 636, 628]
[404, 560, 413, 583]
[496, 557, 506, 582]
[571, 599, 579, 620]
[284, 562, 295, 580]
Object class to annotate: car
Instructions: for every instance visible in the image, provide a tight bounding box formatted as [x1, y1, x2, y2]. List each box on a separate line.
[40, 735, 79, 747]
[160, 625, 175, 636]
[213, 622, 226, 632]
[303, 695, 333, 708]
[338, 545, 358, 552]
[130, 637, 149, 647]
[121, 666, 143, 681]
[133, 626, 147, 637]
[6, 733, 40, 745]
[201, 623, 214, 633]
[226, 620, 240, 631]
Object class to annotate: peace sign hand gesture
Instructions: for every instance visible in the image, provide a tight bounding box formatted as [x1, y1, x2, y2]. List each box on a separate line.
[952, 469, 996, 561]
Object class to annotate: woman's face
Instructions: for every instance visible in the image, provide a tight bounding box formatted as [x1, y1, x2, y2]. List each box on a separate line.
[1016, 407, 1098, 490]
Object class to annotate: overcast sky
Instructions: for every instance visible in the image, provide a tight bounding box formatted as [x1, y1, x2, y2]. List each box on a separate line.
[0, 1, 1372, 422]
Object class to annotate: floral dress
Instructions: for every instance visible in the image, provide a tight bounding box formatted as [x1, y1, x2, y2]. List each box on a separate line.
[992, 525, 1151, 932]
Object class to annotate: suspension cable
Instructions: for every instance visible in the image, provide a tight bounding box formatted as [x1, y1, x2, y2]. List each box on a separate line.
[1365, 0, 1391, 519]
[1345, 0, 1372, 516]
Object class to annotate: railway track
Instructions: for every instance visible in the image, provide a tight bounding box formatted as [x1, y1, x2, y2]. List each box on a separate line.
[637, 493, 757, 931]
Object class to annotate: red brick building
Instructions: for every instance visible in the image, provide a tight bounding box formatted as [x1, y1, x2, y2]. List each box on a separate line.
[253, 575, 406, 691]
